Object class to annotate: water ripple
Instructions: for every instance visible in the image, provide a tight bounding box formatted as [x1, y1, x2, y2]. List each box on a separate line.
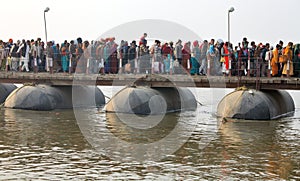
[0, 90, 299, 180]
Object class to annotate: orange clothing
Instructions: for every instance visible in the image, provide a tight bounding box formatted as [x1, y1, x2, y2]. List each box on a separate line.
[223, 45, 230, 70]
[271, 49, 279, 76]
[282, 46, 293, 76]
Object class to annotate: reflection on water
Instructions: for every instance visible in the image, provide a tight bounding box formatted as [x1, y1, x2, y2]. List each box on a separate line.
[218, 120, 294, 180]
[106, 112, 179, 143]
[75, 108, 208, 162]
[0, 109, 88, 150]
[0, 89, 299, 180]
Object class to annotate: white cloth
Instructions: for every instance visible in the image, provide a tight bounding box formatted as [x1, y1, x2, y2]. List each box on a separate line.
[21, 57, 29, 72]
[17, 44, 30, 59]
[153, 62, 160, 73]
[18, 44, 30, 71]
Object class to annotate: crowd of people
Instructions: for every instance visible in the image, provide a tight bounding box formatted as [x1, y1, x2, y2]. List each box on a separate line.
[0, 34, 300, 77]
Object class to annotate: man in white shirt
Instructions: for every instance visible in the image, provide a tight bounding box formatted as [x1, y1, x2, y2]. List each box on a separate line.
[17, 39, 30, 72]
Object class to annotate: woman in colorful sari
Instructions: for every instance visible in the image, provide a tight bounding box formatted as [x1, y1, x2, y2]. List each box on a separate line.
[221, 42, 230, 75]
[190, 40, 200, 75]
[182, 42, 191, 73]
[162, 43, 172, 74]
[109, 38, 118, 74]
[271, 44, 280, 77]
[282, 42, 294, 77]
[60, 43, 68, 72]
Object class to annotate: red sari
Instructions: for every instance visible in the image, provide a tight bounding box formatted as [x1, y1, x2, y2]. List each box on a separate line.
[223, 45, 230, 70]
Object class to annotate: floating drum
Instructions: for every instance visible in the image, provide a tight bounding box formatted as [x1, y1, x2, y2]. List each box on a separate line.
[0, 83, 17, 104]
[105, 86, 197, 115]
[4, 85, 105, 110]
[4, 85, 63, 110]
[217, 89, 295, 120]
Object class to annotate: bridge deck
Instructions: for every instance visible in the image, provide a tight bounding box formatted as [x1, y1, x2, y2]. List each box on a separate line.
[0, 72, 300, 90]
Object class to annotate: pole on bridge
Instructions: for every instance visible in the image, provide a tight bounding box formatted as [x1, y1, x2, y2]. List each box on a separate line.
[100, 59, 105, 74]
[86, 58, 90, 74]
[228, 7, 234, 77]
[207, 58, 211, 76]
[19, 58, 22, 72]
[119, 59, 123, 74]
[247, 59, 251, 77]
[170, 58, 173, 75]
[287, 60, 290, 78]
[69, 55, 72, 74]
[34, 58, 38, 73]
[49, 58, 53, 74]
[267, 59, 271, 78]
[229, 58, 232, 77]
[5, 58, 9, 72]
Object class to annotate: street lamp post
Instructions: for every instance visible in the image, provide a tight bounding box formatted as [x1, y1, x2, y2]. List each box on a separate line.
[228, 7, 234, 77]
[228, 7, 234, 45]
[44, 7, 50, 43]
[44, 7, 51, 73]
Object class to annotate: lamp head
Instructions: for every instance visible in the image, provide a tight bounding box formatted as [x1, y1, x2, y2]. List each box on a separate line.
[228, 7, 234, 13]
[44, 7, 50, 12]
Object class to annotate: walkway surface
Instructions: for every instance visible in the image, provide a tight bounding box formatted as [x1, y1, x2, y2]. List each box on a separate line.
[0, 72, 300, 90]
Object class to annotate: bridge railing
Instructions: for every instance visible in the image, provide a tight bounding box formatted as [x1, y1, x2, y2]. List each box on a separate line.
[0, 50, 298, 79]
[207, 56, 294, 78]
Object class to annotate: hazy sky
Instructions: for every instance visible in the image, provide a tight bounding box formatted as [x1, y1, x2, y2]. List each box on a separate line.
[1, 0, 299, 46]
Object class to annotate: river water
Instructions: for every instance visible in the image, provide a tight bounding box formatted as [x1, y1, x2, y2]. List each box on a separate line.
[0, 87, 299, 180]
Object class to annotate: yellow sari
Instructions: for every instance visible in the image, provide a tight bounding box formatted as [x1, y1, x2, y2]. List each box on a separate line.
[271, 49, 279, 76]
[282, 46, 293, 76]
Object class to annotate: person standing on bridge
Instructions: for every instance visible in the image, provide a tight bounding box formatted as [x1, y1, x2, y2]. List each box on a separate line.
[77, 40, 90, 74]
[221, 42, 230, 76]
[139, 33, 147, 46]
[109, 38, 119, 74]
[199, 40, 208, 76]
[206, 39, 216, 75]
[262, 43, 271, 77]
[182, 41, 191, 74]
[271, 44, 280, 77]
[104, 38, 111, 74]
[17, 39, 30, 72]
[69, 40, 76, 73]
[277, 40, 284, 76]
[32, 40, 43, 72]
[10, 40, 20, 72]
[60, 42, 68, 73]
[162, 42, 172, 74]
[138, 41, 150, 74]
[265, 45, 273, 77]
[174, 39, 183, 74]
[127, 40, 137, 73]
[190, 40, 200, 75]
[282, 42, 294, 77]
[46, 41, 54, 73]
[96, 39, 105, 74]
[0, 40, 5, 71]
[118, 40, 129, 73]
[248, 41, 257, 76]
